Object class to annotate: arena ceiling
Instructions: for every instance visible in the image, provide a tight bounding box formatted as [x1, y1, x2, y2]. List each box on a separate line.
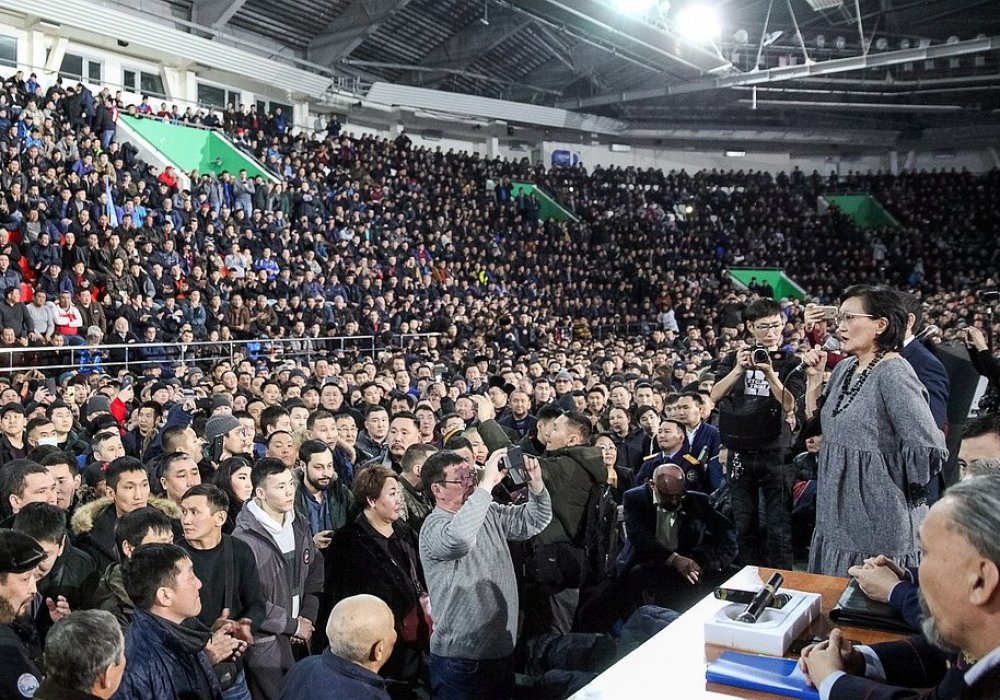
[159, 0, 1000, 131]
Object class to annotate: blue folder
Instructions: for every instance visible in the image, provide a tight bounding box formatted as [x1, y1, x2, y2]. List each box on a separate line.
[706, 651, 820, 699]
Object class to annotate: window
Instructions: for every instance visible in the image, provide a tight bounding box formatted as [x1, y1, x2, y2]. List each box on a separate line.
[123, 69, 166, 97]
[198, 83, 240, 110]
[257, 98, 292, 117]
[0, 36, 16, 69]
[60, 53, 102, 82]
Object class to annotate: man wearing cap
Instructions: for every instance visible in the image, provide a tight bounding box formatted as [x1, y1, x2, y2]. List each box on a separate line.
[0, 402, 29, 464]
[0, 529, 46, 699]
[205, 413, 253, 468]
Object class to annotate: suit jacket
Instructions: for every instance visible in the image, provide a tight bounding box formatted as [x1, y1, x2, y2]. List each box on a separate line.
[688, 422, 724, 491]
[618, 484, 737, 575]
[830, 634, 1000, 700]
[887, 566, 922, 631]
[902, 339, 950, 431]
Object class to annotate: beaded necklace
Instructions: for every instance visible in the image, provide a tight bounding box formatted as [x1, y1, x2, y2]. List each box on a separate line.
[832, 351, 886, 416]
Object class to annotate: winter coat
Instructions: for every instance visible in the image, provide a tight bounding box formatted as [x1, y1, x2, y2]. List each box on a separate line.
[114, 608, 222, 700]
[479, 418, 608, 545]
[232, 505, 323, 639]
[70, 496, 182, 572]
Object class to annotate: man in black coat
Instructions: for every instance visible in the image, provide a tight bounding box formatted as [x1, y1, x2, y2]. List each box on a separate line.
[618, 463, 737, 608]
[0, 529, 46, 700]
[800, 474, 1000, 700]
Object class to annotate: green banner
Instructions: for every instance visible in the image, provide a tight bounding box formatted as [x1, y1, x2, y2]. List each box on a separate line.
[728, 268, 807, 301]
[825, 195, 898, 230]
[121, 114, 271, 180]
[511, 181, 577, 222]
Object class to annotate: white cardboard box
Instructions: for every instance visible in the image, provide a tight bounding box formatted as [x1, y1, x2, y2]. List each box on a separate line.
[703, 589, 823, 656]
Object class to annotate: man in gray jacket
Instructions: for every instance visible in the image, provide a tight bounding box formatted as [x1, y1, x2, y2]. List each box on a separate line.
[234, 458, 323, 700]
[419, 448, 551, 700]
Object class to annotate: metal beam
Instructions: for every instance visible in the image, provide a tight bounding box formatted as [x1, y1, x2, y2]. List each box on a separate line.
[511, 0, 732, 76]
[399, 7, 531, 86]
[557, 34, 1000, 108]
[308, 0, 413, 67]
[504, 43, 619, 102]
[190, 0, 248, 29]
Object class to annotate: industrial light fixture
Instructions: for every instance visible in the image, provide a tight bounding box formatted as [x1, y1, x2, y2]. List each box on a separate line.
[676, 4, 722, 43]
[815, 34, 825, 48]
[724, 150, 746, 157]
[761, 30, 783, 47]
[834, 36, 846, 50]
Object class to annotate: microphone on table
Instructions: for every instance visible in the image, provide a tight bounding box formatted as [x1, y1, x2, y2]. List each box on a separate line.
[736, 572, 784, 624]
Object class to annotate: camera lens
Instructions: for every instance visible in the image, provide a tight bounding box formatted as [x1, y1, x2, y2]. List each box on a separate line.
[752, 348, 770, 365]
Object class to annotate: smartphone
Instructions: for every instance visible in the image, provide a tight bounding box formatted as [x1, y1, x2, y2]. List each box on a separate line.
[502, 446, 527, 485]
[45, 378, 57, 394]
[817, 305, 838, 321]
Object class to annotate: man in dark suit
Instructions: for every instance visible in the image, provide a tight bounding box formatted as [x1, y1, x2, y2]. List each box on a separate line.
[801, 473, 1000, 700]
[898, 293, 949, 431]
[847, 415, 1000, 632]
[618, 463, 736, 607]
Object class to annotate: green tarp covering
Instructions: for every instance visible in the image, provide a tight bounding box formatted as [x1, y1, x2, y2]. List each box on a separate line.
[121, 115, 272, 180]
[825, 195, 898, 230]
[728, 268, 807, 301]
[511, 182, 577, 222]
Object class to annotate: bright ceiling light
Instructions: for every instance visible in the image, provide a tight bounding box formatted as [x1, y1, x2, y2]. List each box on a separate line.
[615, 0, 657, 13]
[676, 4, 721, 43]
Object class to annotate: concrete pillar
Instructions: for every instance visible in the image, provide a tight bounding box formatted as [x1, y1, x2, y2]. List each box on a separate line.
[888, 149, 899, 176]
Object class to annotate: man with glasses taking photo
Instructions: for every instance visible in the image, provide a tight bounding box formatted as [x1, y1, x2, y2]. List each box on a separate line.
[711, 298, 804, 569]
[419, 448, 551, 700]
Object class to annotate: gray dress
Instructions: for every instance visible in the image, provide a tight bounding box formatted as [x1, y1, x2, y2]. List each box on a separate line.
[808, 356, 948, 576]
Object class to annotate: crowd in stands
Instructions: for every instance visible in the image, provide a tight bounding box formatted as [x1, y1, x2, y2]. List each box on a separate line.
[0, 66, 998, 700]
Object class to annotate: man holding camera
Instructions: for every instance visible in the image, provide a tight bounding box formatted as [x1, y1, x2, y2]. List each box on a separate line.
[711, 299, 804, 569]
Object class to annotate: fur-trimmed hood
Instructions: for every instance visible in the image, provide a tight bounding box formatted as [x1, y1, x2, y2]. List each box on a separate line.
[70, 496, 183, 536]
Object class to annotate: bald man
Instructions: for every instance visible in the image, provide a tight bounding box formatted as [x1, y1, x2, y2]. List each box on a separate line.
[279, 594, 396, 700]
[619, 463, 738, 608]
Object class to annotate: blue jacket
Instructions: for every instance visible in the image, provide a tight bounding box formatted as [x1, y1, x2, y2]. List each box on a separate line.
[279, 649, 389, 700]
[113, 608, 222, 700]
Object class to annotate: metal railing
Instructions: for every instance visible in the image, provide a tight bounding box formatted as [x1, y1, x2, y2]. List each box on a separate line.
[0, 332, 441, 375]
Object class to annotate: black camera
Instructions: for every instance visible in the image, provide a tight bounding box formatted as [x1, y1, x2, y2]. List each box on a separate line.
[978, 288, 1000, 302]
[750, 345, 771, 366]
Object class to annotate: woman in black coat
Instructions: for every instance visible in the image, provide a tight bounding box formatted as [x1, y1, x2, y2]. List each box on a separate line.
[326, 466, 426, 698]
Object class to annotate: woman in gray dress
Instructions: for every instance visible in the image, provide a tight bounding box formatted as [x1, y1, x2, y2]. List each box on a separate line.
[802, 286, 947, 576]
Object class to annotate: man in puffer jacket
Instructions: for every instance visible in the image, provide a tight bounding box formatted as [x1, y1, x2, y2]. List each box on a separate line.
[113, 542, 224, 700]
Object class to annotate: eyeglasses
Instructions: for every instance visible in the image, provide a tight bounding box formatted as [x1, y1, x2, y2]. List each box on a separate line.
[835, 312, 875, 326]
[437, 470, 476, 487]
[754, 322, 783, 333]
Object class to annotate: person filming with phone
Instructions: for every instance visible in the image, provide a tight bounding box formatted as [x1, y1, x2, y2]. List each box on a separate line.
[472, 395, 607, 636]
[419, 447, 551, 700]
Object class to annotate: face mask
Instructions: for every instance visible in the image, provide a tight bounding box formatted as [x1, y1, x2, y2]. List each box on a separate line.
[38, 437, 59, 446]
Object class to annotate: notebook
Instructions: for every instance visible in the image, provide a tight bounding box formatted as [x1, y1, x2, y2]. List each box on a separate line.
[706, 651, 820, 699]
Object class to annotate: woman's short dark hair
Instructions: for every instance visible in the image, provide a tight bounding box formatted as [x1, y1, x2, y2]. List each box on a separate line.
[353, 465, 396, 508]
[842, 285, 906, 352]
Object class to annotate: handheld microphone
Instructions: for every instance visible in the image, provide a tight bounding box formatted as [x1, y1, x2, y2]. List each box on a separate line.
[788, 336, 841, 375]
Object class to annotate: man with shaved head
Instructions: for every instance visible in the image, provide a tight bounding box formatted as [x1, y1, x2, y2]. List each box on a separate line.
[279, 594, 396, 700]
[619, 462, 737, 607]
